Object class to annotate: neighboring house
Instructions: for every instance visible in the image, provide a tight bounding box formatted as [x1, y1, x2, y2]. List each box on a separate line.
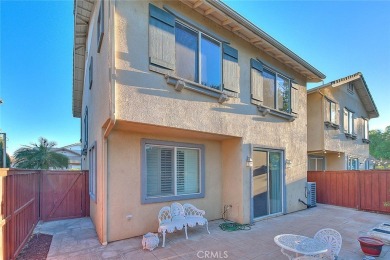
[73, 0, 325, 244]
[307, 72, 379, 171]
[54, 143, 82, 170]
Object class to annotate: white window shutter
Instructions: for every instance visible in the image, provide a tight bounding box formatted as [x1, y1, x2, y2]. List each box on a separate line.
[250, 59, 263, 102]
[149, 4, 175, 70]
[222, 43, 240, 93]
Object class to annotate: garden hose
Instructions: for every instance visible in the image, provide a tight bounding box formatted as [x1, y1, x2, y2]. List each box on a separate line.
[219, 206, 252, 232]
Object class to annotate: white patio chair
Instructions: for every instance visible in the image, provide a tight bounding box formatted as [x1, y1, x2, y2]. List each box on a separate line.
[183, 203, 210, 234]
[314, 228, 342, 260]
[157, 205, 187, 247]
[170, 202, 188, 238]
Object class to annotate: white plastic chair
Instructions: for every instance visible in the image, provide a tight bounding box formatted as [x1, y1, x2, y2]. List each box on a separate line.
[314, 228, 342, 260]
[183, 203, 210, 234]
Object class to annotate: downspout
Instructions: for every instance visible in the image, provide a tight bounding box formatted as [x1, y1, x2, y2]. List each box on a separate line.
[102, 118, 114, 246]
[102, 0, 116, 245]
[316, 89, 326, 154]
[249, 143, 253, 225]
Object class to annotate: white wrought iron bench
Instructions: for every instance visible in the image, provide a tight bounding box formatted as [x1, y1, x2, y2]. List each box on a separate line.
[158, 203, 209, 247]
[183, 203, 210, 234]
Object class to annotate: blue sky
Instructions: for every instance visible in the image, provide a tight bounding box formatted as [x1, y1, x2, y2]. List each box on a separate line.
[1, 1, 389, 155]
[1, 1, 78, 155]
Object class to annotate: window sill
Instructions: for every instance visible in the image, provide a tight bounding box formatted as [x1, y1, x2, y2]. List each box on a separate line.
[257, 105, 296, 121]
[142, 193, 204, 204]
[324, 121, 340, 130]
[345, 133, 357, 140]
[362, 138, 370, 144]
[165, 74, 238, 103]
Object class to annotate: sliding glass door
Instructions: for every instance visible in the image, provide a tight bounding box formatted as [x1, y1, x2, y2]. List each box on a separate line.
[253, 149, 283, 219]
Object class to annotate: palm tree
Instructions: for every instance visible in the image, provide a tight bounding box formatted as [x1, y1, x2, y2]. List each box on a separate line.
[0, 140, 11, 168]
[13, 137, 69, 169]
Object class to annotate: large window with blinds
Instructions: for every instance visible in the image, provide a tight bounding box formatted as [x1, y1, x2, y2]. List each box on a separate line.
[141, 140, 205, 203]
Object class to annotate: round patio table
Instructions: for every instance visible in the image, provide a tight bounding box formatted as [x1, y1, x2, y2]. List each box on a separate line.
[274, 234, 328, 259]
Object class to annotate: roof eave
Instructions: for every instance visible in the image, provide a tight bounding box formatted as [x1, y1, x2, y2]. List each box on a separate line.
[308, 73, 379, 119]
[72, 0, 94, 118]
[203, 0, 326, 81]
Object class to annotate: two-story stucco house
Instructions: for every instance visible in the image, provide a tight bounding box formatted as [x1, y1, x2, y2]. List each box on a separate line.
[73, 0, 325, 244]
[307, 73, 379, 171]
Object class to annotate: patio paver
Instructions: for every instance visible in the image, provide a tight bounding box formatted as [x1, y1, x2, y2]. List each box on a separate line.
[36, 204, 390, 259]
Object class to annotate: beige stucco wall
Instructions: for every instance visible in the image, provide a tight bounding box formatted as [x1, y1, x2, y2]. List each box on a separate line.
[325, 153, 346, 171]
[80, 0, 114, 243]
[106, 129, 223, 241]
[221, 138, 244, 223]
[307, 92, 324, 152]
[108, 0, 310, 239]
[321, 84, 369, 170]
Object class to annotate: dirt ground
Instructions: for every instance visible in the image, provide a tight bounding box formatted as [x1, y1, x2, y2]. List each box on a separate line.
[16, 233, 53, 260]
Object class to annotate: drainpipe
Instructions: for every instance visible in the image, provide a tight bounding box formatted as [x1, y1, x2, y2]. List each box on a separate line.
[249, 143, 253, 225]
[102, 118, 115, 245]
[316, 89, 326, 155]
[101, 0, 117, 245]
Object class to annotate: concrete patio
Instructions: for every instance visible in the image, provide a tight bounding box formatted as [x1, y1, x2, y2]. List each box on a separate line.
[36, 204, 390, 259]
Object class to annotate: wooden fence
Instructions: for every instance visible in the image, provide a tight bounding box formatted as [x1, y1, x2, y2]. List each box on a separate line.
[308, 170, 390, 214]
[0, 169, 89, 260]
[40, 171, 89, 221]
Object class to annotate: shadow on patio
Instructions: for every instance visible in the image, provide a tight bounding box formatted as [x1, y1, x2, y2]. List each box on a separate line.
[37, 204, 390, 260]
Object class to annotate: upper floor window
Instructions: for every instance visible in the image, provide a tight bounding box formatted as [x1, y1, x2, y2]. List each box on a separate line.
[348, 110, 353, 134]
[175, 22, 222, 90]
[148, 4, 240, 99]
[362, 118, 370, 143]
[363, 119, 369, 139]
[324, 98, 339, 129]
[141, 139, 205, 204]
[329, 100, 337, 124]
[97, 1, 104, 53]
[343, 108, 356, 139]
[89, 57, 93, 89]
[250, 58, 297, 120]
[263, 69, 291, 113]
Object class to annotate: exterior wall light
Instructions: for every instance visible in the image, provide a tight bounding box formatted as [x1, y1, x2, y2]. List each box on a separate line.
[246, 156, 253, 167]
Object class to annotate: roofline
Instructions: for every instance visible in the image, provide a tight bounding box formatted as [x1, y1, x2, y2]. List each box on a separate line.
[206, 0, 326, 80]
[307, 83, 331, 94]
[61, 142, 82, 148]
[53, 148, 81, 156]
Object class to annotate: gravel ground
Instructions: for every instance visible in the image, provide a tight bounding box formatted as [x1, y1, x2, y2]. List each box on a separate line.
[16, 233, 53, 260]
